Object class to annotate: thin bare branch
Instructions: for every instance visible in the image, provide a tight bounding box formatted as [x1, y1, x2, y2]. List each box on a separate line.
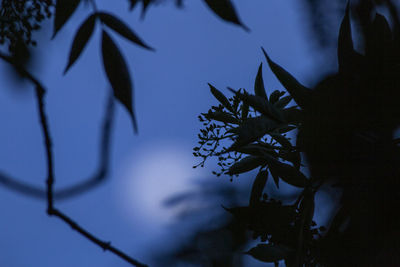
[50, 208, 148, 267]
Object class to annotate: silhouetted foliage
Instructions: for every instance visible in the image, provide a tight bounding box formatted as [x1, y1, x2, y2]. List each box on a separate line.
[195, 1, 400, 265]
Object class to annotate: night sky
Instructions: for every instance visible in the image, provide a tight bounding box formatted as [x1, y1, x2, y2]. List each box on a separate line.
[0, 0, 330, 266]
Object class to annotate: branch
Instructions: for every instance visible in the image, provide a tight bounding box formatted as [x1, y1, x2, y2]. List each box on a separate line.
[33, 82, 54, 212]
[0, 52, 148, 267]
[50, 208, 148, 267]
[0, 89, 115, 200]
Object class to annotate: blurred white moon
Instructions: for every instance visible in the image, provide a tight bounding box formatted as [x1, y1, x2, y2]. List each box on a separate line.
[116, 142, 203, 229]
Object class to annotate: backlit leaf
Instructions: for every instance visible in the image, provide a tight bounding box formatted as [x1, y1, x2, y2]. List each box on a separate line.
[64, 14, 96, 74]
[101, 30, 137, 132]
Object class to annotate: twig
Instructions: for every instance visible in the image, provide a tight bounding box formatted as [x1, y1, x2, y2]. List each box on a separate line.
[0, 52, 148, 267]
[50, 208, 148, 267]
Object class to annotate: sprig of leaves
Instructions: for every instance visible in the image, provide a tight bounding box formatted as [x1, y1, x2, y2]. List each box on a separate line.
[194, 62, 305, 189]
[53, 0, 154, 132]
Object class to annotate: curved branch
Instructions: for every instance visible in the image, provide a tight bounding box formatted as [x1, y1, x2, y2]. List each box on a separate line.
[0, 53, 115, 200]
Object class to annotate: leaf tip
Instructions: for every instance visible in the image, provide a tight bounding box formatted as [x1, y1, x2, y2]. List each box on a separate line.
[131, 112, 138, 134]
[241, 23, 251, 32]
[146, 45, 156, 52]
[51, 31, 57, 40]
[63, 64, 71, 75]
[261, 47, 272, 64]
[226, 86, 236, 94]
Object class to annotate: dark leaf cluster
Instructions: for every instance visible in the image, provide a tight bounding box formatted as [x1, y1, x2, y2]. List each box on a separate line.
[195, 1, 400, 266]
[194, 62, 305, 189]
[0, 0, 52, 54]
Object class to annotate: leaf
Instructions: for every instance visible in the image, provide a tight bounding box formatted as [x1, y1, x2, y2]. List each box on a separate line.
[368, 13, 393, 60]
[53, 0, 81, 38]
[209, 83, 233, 112]
[271, 133, 292, 149]
[249, 170, 268, 206]
[254, 63, 268, 99]
[101, 30, 137, 132]
[269, 90, 285, 104]
[280, 150, 301, 170]
[262, 48, 311, 109]
[245, 244, 292, 263]
[203, 111, 239, 124]
[227, 156, 264, 175]
[223, 205, 255, 221]
[282, 107, 303, 124]
[203, 0, 249, 31]
[64, 14, 96, 74]
[140, 0, 151, 18]
[372, 14, 392, 42]
[277, 125, 296, 134]
[241, 101, 249, 119]
[129, 0, 140, 10]
[267, 158, 308, 188]
[337, 2, 354, 72]
[300, 190, 315, 227]
[234, 90, 284, 122]
[229, 116, 280, 150]
[274, 95, 292, 109]
[269, 164, 280, 188]
[97, 12, 154, 50]
[236, 144, 278, 158]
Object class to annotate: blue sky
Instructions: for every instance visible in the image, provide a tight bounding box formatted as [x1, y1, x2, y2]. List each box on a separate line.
[0, 0, 330, 266]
